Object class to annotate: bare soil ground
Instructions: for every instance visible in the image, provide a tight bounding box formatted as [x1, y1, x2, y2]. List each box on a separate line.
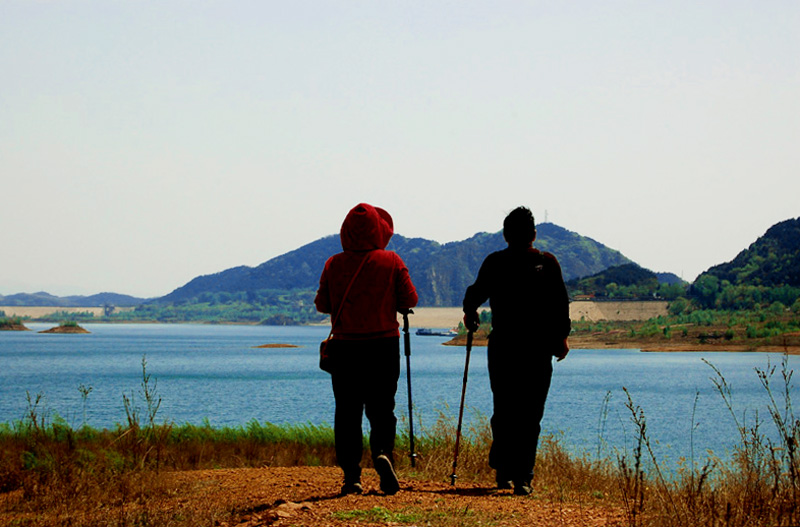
[397, 307, 465, 329]
[568, 301, 668, 322]
[407, 302, 670, 330]
[0, 306, 135, 318]
[140, 467, 625, 527]
[0, 466, 627, 526]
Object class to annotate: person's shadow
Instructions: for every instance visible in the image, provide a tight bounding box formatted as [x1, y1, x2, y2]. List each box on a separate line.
[235, 481, 506, 524]
[419, 486, 502, 497]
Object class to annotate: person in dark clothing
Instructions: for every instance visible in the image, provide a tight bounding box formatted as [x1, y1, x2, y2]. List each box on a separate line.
[462, 206, 571, 496]
[315, 203, 418, 496]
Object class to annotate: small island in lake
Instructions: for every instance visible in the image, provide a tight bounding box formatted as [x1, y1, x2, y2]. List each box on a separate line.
[253, 343, 299, 348]
[0, 318, 30, 331]
[39, 322, 91, 334]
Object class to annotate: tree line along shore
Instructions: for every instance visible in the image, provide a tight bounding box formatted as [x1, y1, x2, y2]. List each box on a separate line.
[1, 302, 664, 326]
[4, 302, 800, 354]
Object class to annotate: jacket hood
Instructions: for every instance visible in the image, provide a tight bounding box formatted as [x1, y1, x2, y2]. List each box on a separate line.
[340, 203, 394, 251]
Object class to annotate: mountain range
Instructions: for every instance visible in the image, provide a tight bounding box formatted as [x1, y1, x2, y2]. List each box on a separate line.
[155, 223, 633, 307]
[5, 217, 798, 309]
[0, 291, 146, 308]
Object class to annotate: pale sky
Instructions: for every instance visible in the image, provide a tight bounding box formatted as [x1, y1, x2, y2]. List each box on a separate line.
[2, 1, 798, 299]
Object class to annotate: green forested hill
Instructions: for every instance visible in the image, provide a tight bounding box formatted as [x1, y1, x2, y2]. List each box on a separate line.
[690, 217, 800, 309]
[699, 217, 800, 287]
[8, 218, 798, 319]
[566, 263, 687, 300]
[156, 223, 631, 307]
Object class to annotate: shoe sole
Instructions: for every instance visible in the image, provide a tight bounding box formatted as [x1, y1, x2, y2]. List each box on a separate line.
[340, 483, 363, 495]
[375, 455, 400, 495]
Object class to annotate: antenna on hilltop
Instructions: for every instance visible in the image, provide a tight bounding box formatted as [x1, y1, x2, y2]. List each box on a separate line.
[545, 210, 549, 224]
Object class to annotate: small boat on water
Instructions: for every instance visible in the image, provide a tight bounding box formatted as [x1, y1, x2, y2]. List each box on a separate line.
[416, 328, 458, 337]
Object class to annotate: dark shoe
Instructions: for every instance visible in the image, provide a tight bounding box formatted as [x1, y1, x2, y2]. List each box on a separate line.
[496, 479, 513, 490]
[340, 482, 363, 495]
[513, 482, 532, 496]
[375, 455, 400, 495]
[496, 471, 513, 490]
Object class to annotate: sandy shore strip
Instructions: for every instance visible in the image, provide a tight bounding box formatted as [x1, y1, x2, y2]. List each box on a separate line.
[0, 306, 136, 318]
[397, 307, 465, 329]
[404, 302, 669, 329]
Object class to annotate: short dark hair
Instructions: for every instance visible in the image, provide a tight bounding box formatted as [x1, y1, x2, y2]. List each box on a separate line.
[503, 206, 536, 245]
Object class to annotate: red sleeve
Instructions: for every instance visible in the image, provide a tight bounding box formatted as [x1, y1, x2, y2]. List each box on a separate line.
[314, 259, 333, 315]
[395, 255, 418, 310]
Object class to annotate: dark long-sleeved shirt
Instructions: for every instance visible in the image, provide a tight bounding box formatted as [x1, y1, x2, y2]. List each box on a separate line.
[463, 247, 571, 344]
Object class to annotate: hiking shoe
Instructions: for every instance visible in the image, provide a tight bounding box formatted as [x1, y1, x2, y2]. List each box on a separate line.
[496, 471, 513, 490]
[375, 455, 400, 495]
[496, 480, 513, 490]
[340, 482, 363, 495]
[513, 482, 532, 496]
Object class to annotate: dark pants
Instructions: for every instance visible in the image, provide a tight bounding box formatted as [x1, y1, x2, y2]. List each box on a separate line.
[330, 337, 400, 484]
[487, 334, 554, 484]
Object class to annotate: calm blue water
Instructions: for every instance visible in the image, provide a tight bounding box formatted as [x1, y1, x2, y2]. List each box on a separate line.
[1, 323, 796, 465]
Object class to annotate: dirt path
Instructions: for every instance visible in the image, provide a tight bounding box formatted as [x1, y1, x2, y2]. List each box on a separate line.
[0, 466, 627, 526]
[161, 466, 626, 527]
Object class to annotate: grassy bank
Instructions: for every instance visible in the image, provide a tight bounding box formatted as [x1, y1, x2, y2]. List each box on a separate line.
[571, 309, 800, 352]
[447, 308, 800, 352]
[1, 358, 799, 526]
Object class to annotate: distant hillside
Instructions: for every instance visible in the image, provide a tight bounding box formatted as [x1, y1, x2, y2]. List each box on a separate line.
[566, 264, 687, 300]
[698, 217, 800, 287]
[690, 217, 800, 310]
[0, 291, 147, 307]
[568, 263, 658, 289]
[656, 272, 685, 285]
[157, 223, 633, 307]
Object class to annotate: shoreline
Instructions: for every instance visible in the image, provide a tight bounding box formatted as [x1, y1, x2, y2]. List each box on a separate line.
[0, 302, 668, 328]
[6, 305, 797, 354]
[443, 333, 800, 354]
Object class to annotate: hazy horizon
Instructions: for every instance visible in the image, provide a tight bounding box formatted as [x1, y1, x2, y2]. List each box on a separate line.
[3, 2, 798, 297]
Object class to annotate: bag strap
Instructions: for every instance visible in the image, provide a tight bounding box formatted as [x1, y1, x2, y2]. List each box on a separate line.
[327, 253, 370, 338]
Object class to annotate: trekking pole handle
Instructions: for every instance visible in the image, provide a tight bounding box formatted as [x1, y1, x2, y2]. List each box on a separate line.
[401, 309, 413, 328]
[401, 309, 413, 356]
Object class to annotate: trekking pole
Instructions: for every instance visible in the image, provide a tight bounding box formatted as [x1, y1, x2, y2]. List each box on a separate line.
[401, 309, 417, 467]
[450, 329, 473, 486]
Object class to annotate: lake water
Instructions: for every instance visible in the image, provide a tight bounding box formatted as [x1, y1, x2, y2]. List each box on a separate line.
[1, 323, 796, 466]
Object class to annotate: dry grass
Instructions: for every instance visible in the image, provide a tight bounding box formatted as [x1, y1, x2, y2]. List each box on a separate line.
[2, 357, 800, 526]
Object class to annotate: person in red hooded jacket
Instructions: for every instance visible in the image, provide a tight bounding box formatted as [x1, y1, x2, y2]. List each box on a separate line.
[315, 203, 418, 496]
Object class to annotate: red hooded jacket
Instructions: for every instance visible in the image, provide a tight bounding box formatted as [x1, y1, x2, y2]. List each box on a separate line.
[315, 203, 418, 340]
